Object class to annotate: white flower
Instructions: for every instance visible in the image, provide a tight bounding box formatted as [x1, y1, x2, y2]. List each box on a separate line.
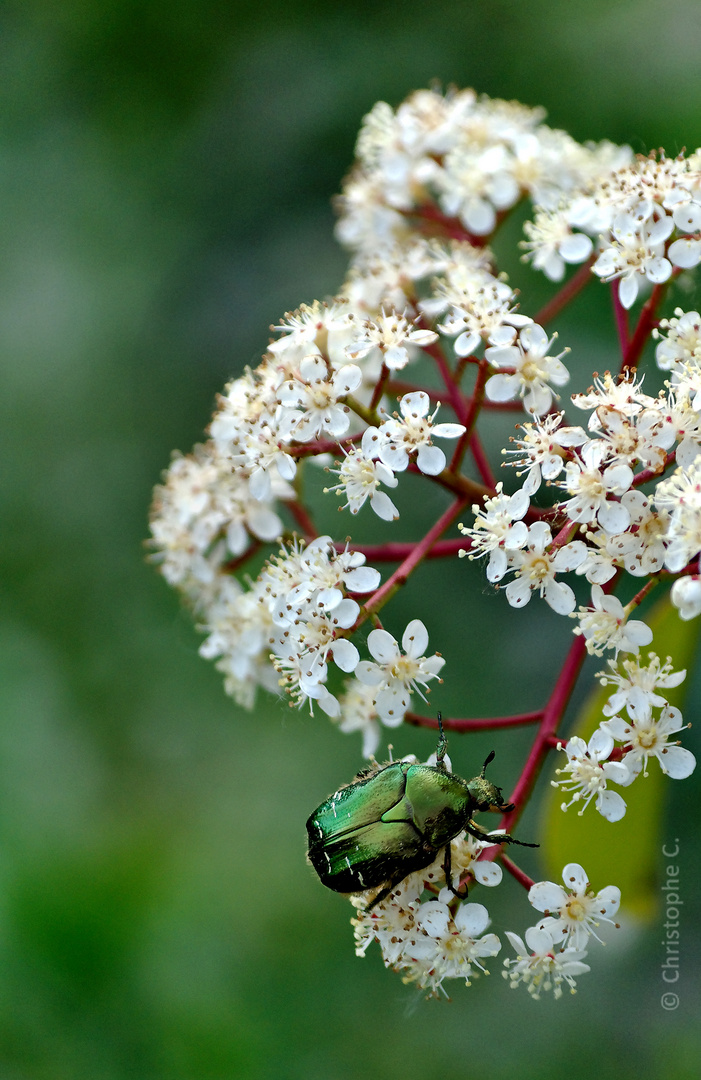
[552, 729, 629, 821]
[671, 574, 701, 620]
[592, 211, 674, 309]
[458, 483, 529, 581]
[442, 832, 504, 891]
[378, 391, 465, 475]
[334, 679, 384, 759]
[501, 412, 587, 495]
[529, 864, 621, 950]
[571, 369, 657, 420]
[352, 892, 501, 996]
[345, 309, 438, 371]
[502, 927, 590, 999]
[502, 521, 586, 615]
[355, 618, 445, 723]
[654, 458, 701, 572]
[558, 440, 634, 535]
[277, 355, 362, 442]
[521, 208, 594, 281]
[485, 323, 570, 416]
[599, 652, 686, 719]
[654, 309, 701, 372]
[602, 704, 696, 781]
[404, 900, 501, 994]
[324, 428, 399, 521]
[605, 491, 668, 576]
[571, 584, 653, 657]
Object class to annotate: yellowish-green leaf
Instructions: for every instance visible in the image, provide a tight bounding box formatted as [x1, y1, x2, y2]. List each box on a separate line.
[540, 593, 700, 922]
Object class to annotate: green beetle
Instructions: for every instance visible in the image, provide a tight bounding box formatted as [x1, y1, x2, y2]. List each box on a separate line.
[306, 715, 537, 911]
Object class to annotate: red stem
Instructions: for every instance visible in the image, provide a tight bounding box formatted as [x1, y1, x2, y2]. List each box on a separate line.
[287, 501, 318, 541]
[405, 709, 543, 733]
[534, 257, 595, 327]
[611, 282, 629, 356]
[340, 537, 467, 562]
[622, 282, 666, 373]
[423, 339, 469, 424]
[361, 496, 469, 618]
[469, 433, 497, 488]
[500, 854, 535, 891]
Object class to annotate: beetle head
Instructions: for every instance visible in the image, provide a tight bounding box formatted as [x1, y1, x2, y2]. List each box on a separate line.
[465, 775, 515, 814]
[465, 751, 515, 814]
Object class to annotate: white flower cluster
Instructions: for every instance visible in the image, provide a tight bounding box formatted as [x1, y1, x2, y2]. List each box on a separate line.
[503, 863, 620, 1000]
[523, 150, 701, 307]
[463, 356, 701, 644]
[150, 289, 463, 728]
[337, 88, 630, 259]
[196, 534, 445, 724]
[551, 652, 694, 821]
[146, 85, 701, 1005]
[352, 847, 617, 999]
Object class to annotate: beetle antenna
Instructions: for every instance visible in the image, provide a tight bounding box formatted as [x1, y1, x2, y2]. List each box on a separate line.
[481, 750, 496, 777]
[435, 713, 448, 767]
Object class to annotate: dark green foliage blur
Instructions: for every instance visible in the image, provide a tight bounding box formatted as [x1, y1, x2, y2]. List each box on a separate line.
[2, 2, 700, 1077]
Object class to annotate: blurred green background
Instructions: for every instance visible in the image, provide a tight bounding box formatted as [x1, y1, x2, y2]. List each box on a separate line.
[2, 1, 701, 1077]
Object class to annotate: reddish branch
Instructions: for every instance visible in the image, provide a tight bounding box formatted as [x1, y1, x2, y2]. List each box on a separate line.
[405, 709, 543, 733]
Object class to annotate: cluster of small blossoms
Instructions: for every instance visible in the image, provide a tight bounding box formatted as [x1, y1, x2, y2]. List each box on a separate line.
[150, 85, 701, 999]
[351, 838, 618, 999]
[551, 652, 694, 821]
[503, 864, 620, 1000]
[337, 87, 630, 261]
[523, 149, 701, 307]
[463, 358, 701, 647]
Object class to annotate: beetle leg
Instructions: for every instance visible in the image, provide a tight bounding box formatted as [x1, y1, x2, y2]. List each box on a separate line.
[442, 843, 469, 901]
[464, 818, 539, 848]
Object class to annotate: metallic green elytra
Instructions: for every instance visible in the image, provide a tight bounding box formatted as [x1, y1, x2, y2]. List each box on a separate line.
[306, 715, 537, 911]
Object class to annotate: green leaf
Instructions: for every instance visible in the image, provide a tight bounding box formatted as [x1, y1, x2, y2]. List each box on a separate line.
[540, 593, 700, 922]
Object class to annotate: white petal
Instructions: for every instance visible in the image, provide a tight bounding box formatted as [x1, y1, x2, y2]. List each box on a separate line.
[619, 275, 639, 310]
[505, 578, 532, 608]
[416, 444, 446, 475]
[560, 232, 593, 263]
[669, 237, 701, 269]
[596, 789, 627, 821]
[623, 619, 653, 647]
[485, 372, 520, 403]
[453, 901, 491, 937]
[366, 628, 398, 664]
[344, 566, 381, 593]
[400, 391, 430, 417]
[454, 330, 481, 357]
[332, 638, 360, 673]
[561, 864, 589, 892]
[588, 727, 614, 759]
[528, 881, 568, 912]
[520, 324, 549, 354]
[597, 500, 631, 535]
[402, 618, 429, 658]
[354, 661, 384, 687]
[370, 490, 400, 521]
[544, 578, 576, 616]
[432, 422, 466, 439]
[473, 862, 503, 887]
[659, 746, 696, 779]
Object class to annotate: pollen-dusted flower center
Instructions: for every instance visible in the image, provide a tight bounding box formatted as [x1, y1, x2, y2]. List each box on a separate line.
[520, 357, 546, 384]
[565, 897, 589, 922]
[577, 471, 606, 501]
[525, 554, 552, 582]
[635, 727, 659, 750]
